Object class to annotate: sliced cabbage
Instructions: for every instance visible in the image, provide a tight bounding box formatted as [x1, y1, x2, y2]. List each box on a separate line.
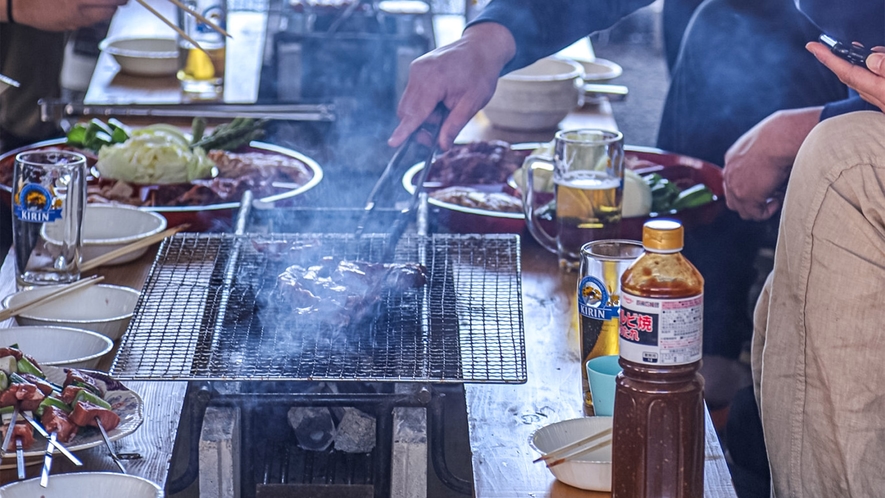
[96, 127, 214, 184]
[623, 168, 652, 217]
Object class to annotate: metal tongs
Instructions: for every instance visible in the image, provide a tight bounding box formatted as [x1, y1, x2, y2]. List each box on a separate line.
[354, 104, 448, 262]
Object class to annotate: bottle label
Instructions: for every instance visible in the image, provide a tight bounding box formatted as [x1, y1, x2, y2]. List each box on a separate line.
[13, 183, 62, 223]
[578, 275, 618, 320]
[619, 292, 703, 365]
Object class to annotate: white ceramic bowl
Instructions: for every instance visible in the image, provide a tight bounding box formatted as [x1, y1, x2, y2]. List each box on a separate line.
[2, 284, 139, 341]
[44, 204, 167, 267]
[99, 36, 179, 77]
[483, 57, 584, 131]
[0, 472, 162, 497]
[0, 326, 113, 370]
[530, 416, 613, 492]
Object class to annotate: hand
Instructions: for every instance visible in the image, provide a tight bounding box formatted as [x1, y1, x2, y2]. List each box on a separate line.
[723, 107, 822, 221]
[12, 0, 128, 31]
[388, 22, 516, 151]
[806, 41, 885, 112]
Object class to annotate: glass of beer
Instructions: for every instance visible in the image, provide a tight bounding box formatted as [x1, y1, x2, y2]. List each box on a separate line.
[578, 239, 643, 415]
[523, 129, 625, 270]
[177, 0, 226, 100]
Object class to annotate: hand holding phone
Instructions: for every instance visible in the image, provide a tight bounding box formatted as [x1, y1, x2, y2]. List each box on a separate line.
[819, 34, 873, 66]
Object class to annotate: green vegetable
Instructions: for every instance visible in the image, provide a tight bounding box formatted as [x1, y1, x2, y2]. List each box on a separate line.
[73, 389, 111, 410]
[671, 184, 715, 211]
[66, 123, 89, 146]
[0, 371, 8, 391]
[191, 117, 207, 145]
[191, 117, 268, 151]
[0, 356, 16, 375]
[111, 126, 130, 144]
[71, 380, 103, 398]
[36, 396, 72, 417]
[16, 357, 43, 378]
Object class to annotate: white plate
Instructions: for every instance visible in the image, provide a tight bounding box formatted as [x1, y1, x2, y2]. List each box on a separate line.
[0, 366, 144, 468]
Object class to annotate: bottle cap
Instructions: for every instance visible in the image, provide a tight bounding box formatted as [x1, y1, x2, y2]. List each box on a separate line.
[642, 219, 683, 252]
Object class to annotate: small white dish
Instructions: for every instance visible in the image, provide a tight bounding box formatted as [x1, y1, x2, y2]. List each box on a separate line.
[0, 472, 162, 497]
[530, 416, 613, 492]
[483, 57, 585, 131]
[99, 35, 179, 77]
[43, 204, 167, 267]
[2, 284, 139, 341]
[0, 326, 114, 369]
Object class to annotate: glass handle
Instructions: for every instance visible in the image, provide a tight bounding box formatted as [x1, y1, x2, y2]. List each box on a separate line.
[522, 155, 559, 255]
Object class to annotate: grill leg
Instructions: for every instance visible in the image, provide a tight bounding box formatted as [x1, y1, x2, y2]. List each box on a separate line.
[373, 402, 394, 498]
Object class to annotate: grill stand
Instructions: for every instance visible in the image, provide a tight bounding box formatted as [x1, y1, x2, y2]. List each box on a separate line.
[167, 382, 473, 497]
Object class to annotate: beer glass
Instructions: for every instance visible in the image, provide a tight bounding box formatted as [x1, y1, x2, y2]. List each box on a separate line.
[523, 129, 625, 271]
[578, 239, 642, 415]
[177, 0, 226, 100]
[12, 151, 87, 287]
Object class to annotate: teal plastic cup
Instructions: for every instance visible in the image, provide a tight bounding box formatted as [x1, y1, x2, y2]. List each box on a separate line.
[586, 355, 623, 416]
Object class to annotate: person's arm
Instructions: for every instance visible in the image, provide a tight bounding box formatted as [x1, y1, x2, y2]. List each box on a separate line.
[389, 0, 655, 150]
[1, 0, 127, 31]
[722, 107, 823, 221]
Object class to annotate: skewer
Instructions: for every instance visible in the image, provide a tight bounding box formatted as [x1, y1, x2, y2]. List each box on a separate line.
[22, 412, 82, 466]
[165, 0, 231, 38]
[0, 275, 104, 322]
[15, 436, 24, 480]
[132, 0, 207, 54]
[533, 426, 613, 464]
[80, 225, 189, 272]
[40, 432, 56, 487]
[95, 417, 126, 473]
[0, 405, 18, 468]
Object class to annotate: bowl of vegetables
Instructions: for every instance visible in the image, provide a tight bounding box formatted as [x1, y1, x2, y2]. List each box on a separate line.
[0, 117, 324, 232]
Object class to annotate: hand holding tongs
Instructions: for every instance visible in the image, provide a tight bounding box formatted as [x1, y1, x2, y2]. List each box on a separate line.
[354, 104, 448, 260]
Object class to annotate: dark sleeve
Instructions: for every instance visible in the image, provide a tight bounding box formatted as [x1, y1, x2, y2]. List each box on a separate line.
[820, 90, 881, 121]
[469, 0, 656, 74]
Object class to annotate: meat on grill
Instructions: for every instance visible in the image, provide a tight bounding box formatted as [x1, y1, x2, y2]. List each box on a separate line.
[41, 405, 79, 443]
[428, 140, 529, 186]
[0, 381, 45, 411]
[69, 400, 120, 431]
[278, 258, 427, 326]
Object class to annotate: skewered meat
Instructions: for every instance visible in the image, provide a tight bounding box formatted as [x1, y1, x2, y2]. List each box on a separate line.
[69, 400, 120, 431]
[428, 141, 529, 185]
[1, 423, 34, 450]
[41, 405, 78, 443]
[20, 373, 53, 396]
[278, 258, 427, 326]
[430, 186, 524, 213]
[0, 381, 45, 411]
[65, 369, 106, 397]
[61, 386, 85, 405]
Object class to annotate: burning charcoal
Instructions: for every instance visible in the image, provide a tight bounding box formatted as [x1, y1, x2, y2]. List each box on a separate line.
[287, 406, 336, 451]
[333, 407, 375, 454]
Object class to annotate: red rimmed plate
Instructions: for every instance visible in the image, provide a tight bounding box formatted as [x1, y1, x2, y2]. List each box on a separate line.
[402, 143, 723, 238]
[0, 139, 324, 232]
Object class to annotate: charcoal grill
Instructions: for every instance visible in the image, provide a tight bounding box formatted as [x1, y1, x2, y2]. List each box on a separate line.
[111, 232, 525, 383]
[118, 199, 525, 497]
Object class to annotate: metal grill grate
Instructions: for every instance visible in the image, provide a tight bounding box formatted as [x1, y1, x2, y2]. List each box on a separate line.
[110, 233, 526, 383]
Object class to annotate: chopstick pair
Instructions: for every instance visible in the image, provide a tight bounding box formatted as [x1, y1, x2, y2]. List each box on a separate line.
[534, 426, 613, 468]
[79, 224, 189, 272]
[0, 275, 105, 322]
[133, 0, 230, 55]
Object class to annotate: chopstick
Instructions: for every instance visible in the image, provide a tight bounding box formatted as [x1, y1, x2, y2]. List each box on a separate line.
[533, 426, 613, 464]
[165, 0, 231, 38]
[546, 436, 612, 468]
[79, 224, 189, 272]
[132, 0, 207, 54]
[0, 275, 105, 322]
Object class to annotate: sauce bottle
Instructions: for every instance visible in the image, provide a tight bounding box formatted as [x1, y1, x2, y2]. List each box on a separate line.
[612, 219, 704, 498]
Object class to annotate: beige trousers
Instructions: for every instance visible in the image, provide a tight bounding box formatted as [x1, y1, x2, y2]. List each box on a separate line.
[754, 111, 885, 497]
